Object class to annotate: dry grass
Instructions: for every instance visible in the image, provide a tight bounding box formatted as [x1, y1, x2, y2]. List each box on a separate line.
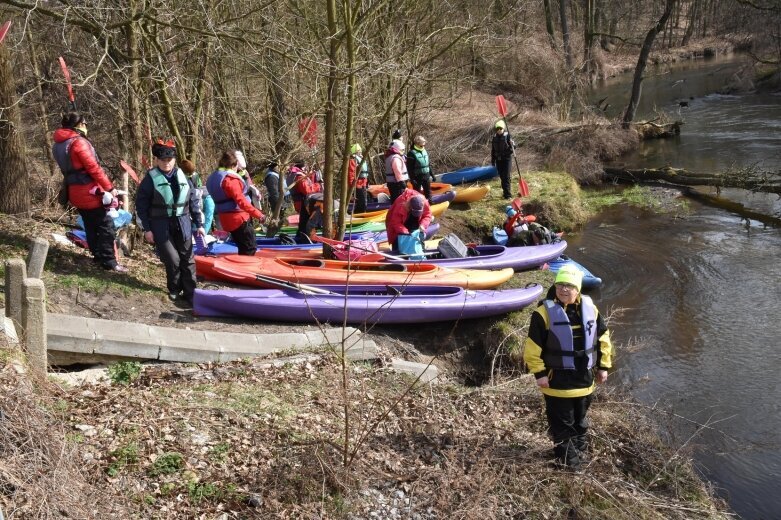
[0, 352, 134, 519]
[0, 353, 729, 519]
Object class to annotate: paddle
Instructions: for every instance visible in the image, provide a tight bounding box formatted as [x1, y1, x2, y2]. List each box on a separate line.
[58, 57, 77, 110]
[495, 95, 530, 198]
[253, 273, 336, 295]
[0, 20, 11, 45]
[119, 160, 141, 185]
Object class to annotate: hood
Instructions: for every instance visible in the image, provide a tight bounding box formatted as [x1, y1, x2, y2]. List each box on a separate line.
[53, 127, 80, 143]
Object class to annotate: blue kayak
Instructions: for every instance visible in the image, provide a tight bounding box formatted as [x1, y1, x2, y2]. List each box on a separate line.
[436, 165, 498, 185]
[546, 255, 602, 289]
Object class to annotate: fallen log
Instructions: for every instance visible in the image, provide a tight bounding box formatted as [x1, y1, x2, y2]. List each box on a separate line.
[603, 166, 781, 195]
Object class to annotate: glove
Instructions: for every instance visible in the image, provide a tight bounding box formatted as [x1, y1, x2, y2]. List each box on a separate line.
[429, 172, 436, 182]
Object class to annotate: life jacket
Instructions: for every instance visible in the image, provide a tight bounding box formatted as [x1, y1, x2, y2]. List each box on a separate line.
[385, 152, 409, 183]
[409, 147, 430, 178]
[206, 168, 251, 213]
[492, 132, 513, 160]
[286, 167, 307, 203]
[148, 168, 191, 218]
[542, 295, 598, 370]
[53, 136, 95, 185]
[354, 154, 369, 179]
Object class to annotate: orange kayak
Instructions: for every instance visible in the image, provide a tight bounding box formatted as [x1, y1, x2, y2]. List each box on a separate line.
[195, 255, 513, 290]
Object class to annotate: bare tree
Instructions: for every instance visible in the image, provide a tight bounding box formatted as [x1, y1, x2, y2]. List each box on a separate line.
[0, 22, 29, 215]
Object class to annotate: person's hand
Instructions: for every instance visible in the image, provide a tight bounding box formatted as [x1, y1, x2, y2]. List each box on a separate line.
[430, 172, 436, 182]
[144, 231, 154, 244]
[596, 370, 608, 384]
[195, 227, 205, 237]
[419, 226, 427, 236]
[110, 188, 118, 197]
[536, 376, 549, 388]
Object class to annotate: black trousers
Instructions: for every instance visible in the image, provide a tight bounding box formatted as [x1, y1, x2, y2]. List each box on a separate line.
[387, 180, 407, 203]
[496, 158, 513, 198]
[230, 219, 257, 256]
[353, 187, 368, 214]
[78, 207, 117, 269]
[544, 394, 592, 465]
[155, 219, 197, 299]
[296, 203, 312, 243]
[410, 175, 432, 201]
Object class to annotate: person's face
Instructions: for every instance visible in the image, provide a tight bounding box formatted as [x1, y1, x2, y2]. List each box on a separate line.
[155, 156, 176, 172]
[555, 283, 579, 305]
[495, 127, 503, 134]
[76, 122, 88, 135]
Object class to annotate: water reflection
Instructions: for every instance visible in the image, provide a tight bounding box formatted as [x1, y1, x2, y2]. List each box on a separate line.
[566, 203, 781, 519]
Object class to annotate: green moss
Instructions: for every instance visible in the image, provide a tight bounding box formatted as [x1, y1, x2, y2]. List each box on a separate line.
[149, 452, 184, 476]
[107, 442, 140, 477]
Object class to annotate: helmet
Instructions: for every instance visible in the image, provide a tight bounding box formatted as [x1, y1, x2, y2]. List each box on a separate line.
[505, 206, 517, 218]
[235, 150, 247, 170]
[494, 120, 506, 130]
[350, 143, 362, 154]
[152, 139, 177, 159]
[390, 139, 405, 152]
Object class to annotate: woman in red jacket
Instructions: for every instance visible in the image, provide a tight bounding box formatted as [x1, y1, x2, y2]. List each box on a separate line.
[52, 112, 126, 272]
[206, 150, 266, 255]
[385, 188, 432, 252]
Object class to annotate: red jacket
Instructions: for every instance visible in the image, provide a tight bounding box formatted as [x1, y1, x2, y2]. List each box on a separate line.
[217, 174, 264, 232]
[53, 128, 113, 210]
[348, 157, 368, 189]
[385, 188, 432, 245]
[291, 169, 322, 212]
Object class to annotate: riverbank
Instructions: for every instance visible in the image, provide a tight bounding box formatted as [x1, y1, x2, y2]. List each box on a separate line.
[0, 176, 727, 518]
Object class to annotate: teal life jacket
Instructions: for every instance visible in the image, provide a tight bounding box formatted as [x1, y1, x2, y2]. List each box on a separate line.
[542, 295, 598, 370]
[148, 168, 190, 218]
[409, 147, 430, 178]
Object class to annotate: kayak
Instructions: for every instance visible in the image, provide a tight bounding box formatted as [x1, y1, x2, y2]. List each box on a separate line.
[248, 240, 567, 272]
[545, 255, 603, 289]
[278, 221, 387, 235]
[193, 284, 543, 325]
[386, 241, 567, 271]
[453, 185, 490, 203]
[430, 201, 450, 218]
[435, 165, 498, 185]
[350, 189, 455, 212]
[195, 255, 514, 290]
[368, 182, 453, 198]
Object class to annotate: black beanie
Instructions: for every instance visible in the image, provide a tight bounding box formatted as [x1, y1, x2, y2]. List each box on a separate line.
[61, 111, 84, 129]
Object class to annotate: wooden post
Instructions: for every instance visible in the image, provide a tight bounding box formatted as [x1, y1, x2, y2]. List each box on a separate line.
[26, 237, 49, 279]
[21, 278, 47, 375]
[4, 258, 26, 327]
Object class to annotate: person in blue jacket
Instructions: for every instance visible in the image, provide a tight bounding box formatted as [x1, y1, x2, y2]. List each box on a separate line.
[136, 140, 204, 305]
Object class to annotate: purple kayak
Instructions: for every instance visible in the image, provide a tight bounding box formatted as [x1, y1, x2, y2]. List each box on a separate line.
[387, 241, 567, 271]
[194, 284, 543, 324]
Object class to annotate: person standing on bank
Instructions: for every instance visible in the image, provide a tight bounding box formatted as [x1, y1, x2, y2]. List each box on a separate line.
[180, 159, 214, 235]
[263, 161, 288, 218]
[407, 135, 435, 202]
[384, 139, 409, 203]
[206, 150, 266, 255]
[136, 140, 204, 304]
[52, 112, 127, 272]
[491, 120, 515, 199]
[522, 265, 613, 470]
[348, 144, 369, 214]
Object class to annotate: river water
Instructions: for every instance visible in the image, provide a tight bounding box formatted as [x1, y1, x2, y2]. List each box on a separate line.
[570, 56, 781, 519]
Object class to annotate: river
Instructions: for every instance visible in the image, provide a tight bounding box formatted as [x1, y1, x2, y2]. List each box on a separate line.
[572, 55, 781, 519]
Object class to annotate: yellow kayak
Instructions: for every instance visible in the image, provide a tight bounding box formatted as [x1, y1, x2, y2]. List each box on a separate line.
[453, 185, 490, 203]
[431, 201, 450, 218]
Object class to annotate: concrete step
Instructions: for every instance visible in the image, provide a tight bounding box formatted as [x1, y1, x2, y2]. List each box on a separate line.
[47, 313, 376, 364]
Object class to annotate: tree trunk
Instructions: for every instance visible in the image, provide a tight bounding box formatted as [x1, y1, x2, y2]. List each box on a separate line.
[559, 0, 573, 68]
[603, 166, 781, 195]
[622, 0, 677, 126]
[0, 40, 30, 215]
[323, 0, 339, 241]
[336, 0, 357, 241]
[543, 0, 557, 47]
[582, 0, 595, 79]
[25, 32, 57, 180]
[682, 0, 699, 45]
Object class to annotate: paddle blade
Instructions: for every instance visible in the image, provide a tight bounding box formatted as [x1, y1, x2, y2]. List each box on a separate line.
[519, 178, 530, 197]
[58, 57, 75, 104]
[0, 20, 11, 45]
[119, 160, 141, 185]
[495, 95, 508, 117]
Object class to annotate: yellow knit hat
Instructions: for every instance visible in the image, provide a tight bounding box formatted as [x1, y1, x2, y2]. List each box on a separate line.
[555, 265, 583, 291]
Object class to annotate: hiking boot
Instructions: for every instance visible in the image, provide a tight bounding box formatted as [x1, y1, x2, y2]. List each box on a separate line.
[168, 292, 180, 302]
[112, 264, 129, 273]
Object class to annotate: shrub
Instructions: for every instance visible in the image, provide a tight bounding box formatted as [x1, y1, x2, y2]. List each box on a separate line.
[107, 361, 143, 386]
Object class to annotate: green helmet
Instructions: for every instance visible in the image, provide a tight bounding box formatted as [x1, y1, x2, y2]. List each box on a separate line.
[350, 143, 362, 154]
[494, 120, 506, 130]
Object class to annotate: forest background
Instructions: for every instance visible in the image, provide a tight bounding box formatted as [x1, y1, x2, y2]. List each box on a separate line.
[0, 0, 778, 233]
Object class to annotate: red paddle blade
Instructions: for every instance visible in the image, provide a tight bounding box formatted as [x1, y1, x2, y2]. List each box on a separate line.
[519, 178, 530, 197]
[511, 198, 523, 212]
[0, 20, 12, 45]
[495, 95, 508, 117]
[119, 160, 141, 185]
[58, 57, 75, 103]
